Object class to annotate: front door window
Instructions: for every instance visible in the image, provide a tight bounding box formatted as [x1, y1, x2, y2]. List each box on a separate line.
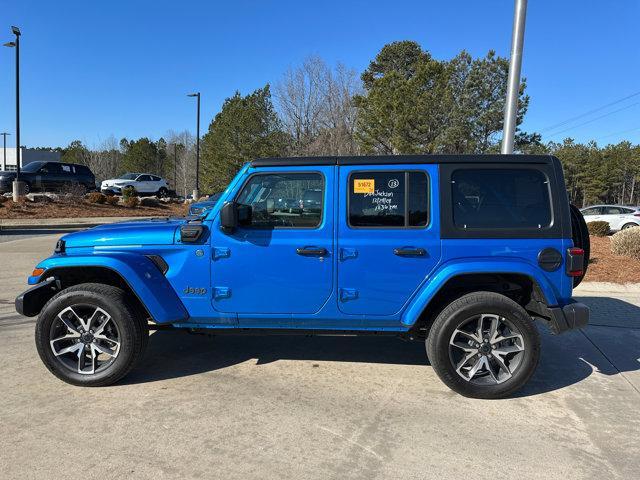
[236, 172, 324, 228]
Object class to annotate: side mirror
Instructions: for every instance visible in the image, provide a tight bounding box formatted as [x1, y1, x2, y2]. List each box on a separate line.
[220, 202, 238, 233]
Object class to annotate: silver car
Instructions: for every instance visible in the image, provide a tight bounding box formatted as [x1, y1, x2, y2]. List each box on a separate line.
[580, 205, 640, 232]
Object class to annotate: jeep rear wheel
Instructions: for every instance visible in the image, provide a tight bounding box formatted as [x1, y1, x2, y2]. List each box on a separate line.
[427, 292, 540, 399]
[35, 283, 148, 386]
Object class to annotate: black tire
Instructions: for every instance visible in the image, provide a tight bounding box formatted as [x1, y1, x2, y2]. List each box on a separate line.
[157, 187, 169, 198]
[23, 181, 31, 195]
[621, 222, 639, 230]
[35, 283, 149, 386]
[569, 204, 590, 287]
[426, 292, 540, 399]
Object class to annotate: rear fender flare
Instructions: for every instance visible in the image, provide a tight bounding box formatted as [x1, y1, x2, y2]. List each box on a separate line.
[401, 260, 558, 328]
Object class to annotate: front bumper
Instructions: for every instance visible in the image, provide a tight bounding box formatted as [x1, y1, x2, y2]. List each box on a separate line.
[101, 187, 121, 195]
[15, 277, 59, 317]
[548, 301, 589, 334]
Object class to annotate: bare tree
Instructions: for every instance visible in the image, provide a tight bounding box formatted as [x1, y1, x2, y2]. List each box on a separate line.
[165, 130, 196, 197]
[276, 56, 362, 156]
[312, 62, 361, 155]
[87, 135, 122, 182]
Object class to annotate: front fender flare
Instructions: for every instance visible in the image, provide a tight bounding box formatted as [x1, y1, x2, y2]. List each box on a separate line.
[401, 260, 559, 328]
[30, 252, 188, 323]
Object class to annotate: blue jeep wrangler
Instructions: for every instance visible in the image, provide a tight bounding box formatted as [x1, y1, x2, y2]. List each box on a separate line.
[16, 155, 590, 399]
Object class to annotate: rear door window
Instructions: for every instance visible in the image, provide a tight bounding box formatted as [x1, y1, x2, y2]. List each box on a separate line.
[41, 163, 62, 174]
[348, 171, 429, 228]
[581, 207, 601, 216]
[452, 168, 552, 229]
[603, 207, 623, 215]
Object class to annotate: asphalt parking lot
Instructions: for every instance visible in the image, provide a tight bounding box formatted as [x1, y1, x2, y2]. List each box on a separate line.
[1, 233, 639, 479]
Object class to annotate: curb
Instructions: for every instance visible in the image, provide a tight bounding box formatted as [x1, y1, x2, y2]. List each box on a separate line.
[576, 282, 640, 295]
[0, 222, 104, 231]
[0, 216, 153, 232]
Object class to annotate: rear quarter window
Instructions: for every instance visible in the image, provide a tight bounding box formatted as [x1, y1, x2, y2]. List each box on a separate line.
[452, 168, 552, 229]
[74, 165, 92, 176]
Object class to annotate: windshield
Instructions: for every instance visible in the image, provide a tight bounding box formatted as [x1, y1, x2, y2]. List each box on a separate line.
[118, 173, 139, 180]
[22, 161, 46, 173]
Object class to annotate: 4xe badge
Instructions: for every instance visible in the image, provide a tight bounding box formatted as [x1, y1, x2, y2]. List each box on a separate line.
[184, 287, 207, 295]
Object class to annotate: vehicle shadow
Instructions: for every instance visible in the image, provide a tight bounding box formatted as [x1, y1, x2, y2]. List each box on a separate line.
[122, 296, 640, 398]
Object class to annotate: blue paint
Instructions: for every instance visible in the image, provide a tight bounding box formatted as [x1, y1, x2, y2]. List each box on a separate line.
[22, 159, 580, 333]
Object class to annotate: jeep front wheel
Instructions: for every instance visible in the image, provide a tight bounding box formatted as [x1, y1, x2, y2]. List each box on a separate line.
[426, 292, 540, 399]
[35, 283, 148, 386]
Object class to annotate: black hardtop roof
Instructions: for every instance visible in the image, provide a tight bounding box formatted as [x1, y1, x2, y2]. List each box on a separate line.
[251, 154, 557, 167]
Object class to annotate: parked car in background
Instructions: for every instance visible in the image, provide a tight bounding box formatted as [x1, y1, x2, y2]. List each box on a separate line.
[300, 188, 323, 214]
[580, 205, 640, 232]
[275, 197, 297, 213]
[0, 161, 95, 194]
[100, 173, 169, 197]
[188, 192, 222, 216]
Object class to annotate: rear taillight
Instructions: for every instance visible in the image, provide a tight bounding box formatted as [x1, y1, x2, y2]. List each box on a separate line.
[634, 213, 640, 217]
[566, 247, 584, 277]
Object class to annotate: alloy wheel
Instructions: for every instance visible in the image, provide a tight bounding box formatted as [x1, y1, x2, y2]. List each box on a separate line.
[448, 313, 525, 385]
[49, 305, 121, 375]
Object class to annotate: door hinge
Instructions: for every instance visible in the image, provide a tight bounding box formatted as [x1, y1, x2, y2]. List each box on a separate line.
[339, 248, 358, 261]
[213, 287, 231, 299]
[339, 288, 358, 302]
[212, 247, 231, 260]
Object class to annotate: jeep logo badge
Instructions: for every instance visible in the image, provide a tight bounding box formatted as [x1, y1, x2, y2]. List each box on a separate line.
[184, 287, 207, 295]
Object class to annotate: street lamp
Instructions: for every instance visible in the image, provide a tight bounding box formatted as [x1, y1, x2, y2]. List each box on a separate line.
[501, 0, 528, 154]
[187, 92, 200, 199]
[1, 132, 10, 171]
[4, 26, 24, 200]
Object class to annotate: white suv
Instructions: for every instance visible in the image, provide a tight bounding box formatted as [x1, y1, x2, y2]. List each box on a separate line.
[581, 205, 640, 232]
[101, 173, 169, 197]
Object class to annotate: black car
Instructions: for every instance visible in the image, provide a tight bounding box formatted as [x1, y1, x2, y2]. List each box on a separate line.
[0, 161, 95, 194]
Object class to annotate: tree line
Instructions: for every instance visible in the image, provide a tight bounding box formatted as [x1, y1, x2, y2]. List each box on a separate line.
[56, 40, 639, 206]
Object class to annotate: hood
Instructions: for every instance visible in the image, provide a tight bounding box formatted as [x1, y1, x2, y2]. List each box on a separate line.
[62, 217, 188, 248]
[102, 179, 134, 186]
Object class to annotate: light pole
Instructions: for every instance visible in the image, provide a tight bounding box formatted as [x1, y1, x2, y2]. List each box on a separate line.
[501, 0, 528, 154]
[1, 132, 10, 171]
[4, 26, 24, 200]
[187, 92, 200, 199]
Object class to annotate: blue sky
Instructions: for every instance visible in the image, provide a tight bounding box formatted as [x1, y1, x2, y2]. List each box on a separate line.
[1, 0, 639, 148]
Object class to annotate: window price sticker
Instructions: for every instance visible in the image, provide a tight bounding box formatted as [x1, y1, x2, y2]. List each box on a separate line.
[354, 179, 374, 193]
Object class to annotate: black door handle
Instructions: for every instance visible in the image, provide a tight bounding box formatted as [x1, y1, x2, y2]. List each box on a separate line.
[296, 246, 327, 256]
[394, 247, 426, 257]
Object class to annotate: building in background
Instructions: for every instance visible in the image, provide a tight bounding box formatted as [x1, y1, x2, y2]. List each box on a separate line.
[1, 148, 61, 171]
